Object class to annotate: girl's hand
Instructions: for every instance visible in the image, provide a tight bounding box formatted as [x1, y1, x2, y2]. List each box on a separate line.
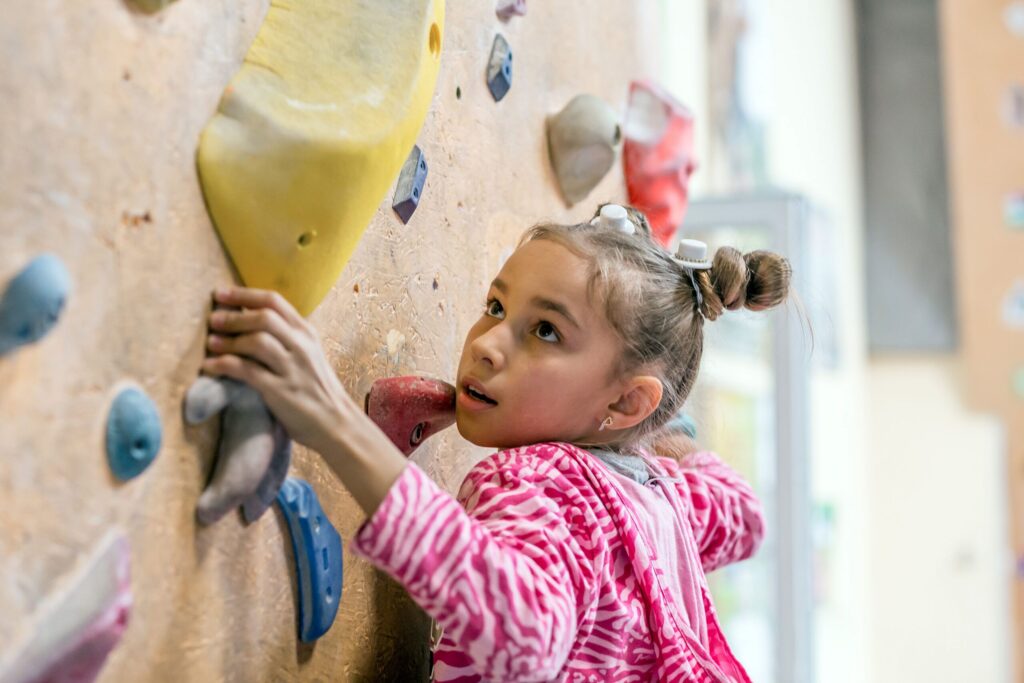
[201, 287, 356, 454]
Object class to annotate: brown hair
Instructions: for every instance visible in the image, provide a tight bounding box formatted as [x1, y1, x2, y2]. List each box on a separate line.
[519, 204, 792, 449]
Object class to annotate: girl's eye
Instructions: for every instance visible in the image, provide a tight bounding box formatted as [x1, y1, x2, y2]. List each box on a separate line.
[485, 298, 505, 319]
[482, 299, 558, 342]
[535, 321, 560, 343]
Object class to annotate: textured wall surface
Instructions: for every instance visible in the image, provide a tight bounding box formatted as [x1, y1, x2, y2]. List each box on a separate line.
[0, 0, 653, 680]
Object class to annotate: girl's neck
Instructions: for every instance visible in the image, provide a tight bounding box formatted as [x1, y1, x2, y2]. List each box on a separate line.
[575, 440, 644, 458]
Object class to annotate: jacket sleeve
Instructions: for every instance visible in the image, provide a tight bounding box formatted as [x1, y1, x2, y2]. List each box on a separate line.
[660, 451, 766, 573]
[350, 449, 603, 682]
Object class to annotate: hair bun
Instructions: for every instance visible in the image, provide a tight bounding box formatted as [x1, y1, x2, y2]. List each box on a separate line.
[696, 247, 791, 320]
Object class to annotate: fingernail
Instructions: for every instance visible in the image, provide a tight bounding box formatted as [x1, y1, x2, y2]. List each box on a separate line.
[214, 286, 232, 299]
[209, 312, 225, 327]
[207, 335, 223, 349]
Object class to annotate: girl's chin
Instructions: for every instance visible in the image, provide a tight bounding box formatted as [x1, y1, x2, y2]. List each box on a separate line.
[455, 413, 530, 449]
[454, 416, 503, 448]
[455, 414, 561, 450]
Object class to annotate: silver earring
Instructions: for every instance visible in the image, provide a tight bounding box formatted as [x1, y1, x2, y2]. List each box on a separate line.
[598, 416, 613, 432]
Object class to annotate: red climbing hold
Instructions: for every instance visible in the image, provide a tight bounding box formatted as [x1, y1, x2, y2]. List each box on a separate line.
[496, 0, 526, 21]
[365, 376, 457, 456]
[622, 80, 698, 249]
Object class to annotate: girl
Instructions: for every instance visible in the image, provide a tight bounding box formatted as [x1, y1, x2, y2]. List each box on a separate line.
[202, 204, 791, 682]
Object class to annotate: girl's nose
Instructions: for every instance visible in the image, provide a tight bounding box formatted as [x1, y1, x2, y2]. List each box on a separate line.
[470, 325, 507, 370]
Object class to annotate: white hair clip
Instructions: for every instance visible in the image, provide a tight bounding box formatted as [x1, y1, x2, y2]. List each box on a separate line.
[590, 204, 636, 234]
[674, 239, 712, 270]
[674, 239, 711, 311]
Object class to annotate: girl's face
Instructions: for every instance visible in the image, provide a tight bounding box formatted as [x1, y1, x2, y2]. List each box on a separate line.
[455, 239, 627, 449]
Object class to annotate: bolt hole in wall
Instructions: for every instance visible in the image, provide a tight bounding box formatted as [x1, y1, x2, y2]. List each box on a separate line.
[429, 22, 441, 56]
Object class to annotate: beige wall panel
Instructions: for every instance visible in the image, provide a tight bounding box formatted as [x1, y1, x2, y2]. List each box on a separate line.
[0, 0, 654, 679]
[940, 0, 1024, 412]
[866, 357, 1010, 683]
[941, 1, 1024, 678]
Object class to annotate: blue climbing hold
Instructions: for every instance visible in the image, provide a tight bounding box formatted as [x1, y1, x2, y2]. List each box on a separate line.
[277, 478, 343, 642]
[486, 34, 512, 102]
[106, 388, 163, 481]
[392, 145, 429, 224]
[0, 253, 71, 356]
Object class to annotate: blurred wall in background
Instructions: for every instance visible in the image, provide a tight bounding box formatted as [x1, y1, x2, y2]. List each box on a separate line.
[659, 1, 1011, 682]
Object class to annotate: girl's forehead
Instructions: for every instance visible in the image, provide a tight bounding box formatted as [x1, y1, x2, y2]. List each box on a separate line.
[494, 240, 612, 331]
[498, 240, 591, 293]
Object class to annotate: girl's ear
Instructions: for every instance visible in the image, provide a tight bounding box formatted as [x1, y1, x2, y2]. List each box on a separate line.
[606, 376, 663, 430]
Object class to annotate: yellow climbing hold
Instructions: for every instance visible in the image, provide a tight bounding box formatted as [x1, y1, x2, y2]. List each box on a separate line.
[198, 0, 445, 315]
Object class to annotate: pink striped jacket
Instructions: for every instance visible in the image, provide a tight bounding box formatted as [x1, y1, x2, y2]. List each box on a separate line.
[351, 441, 764, 682]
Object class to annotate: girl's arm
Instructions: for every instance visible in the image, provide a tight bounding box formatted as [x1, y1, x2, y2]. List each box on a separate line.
[351, 449, 604, 681]
[659, 451, 765, 573]
[201, 287, 408, 517]
[201, 288, 600, 680]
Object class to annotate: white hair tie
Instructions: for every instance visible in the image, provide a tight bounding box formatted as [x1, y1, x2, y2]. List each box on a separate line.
[674, 239, 711, 311]
[590, 204, 636, 234]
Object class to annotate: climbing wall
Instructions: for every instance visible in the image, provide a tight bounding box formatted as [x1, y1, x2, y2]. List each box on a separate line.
[0, 0, 654, 680]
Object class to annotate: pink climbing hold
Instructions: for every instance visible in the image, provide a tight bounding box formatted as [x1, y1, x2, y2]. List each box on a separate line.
[622, 80, 698, 248]
[36, 553, 131, 683]
[3, 534, 132, 683]
[496, 0, 526, 21]
[365, 376, 456, 456]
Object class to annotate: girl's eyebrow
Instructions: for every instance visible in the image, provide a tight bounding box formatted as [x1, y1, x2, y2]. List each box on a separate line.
[491, 278, 580, 330]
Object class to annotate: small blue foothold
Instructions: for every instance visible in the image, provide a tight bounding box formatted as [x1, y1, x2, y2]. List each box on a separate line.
[277, 478, 343, 642]
[486, 34, 513, 102]
[0, 253, 71, 356]
[106, 388, 163, 481]
[392, 145, 429, 224]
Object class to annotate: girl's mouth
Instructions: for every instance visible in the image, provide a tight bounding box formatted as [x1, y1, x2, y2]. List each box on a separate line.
[466, 386, 497, 404]
[460, 380, 498, 408]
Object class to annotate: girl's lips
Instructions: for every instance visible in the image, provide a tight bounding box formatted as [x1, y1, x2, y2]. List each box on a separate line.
[458, 379, 498, 412]
[463, 378, 496, 400]
[457, 386, 498, 412]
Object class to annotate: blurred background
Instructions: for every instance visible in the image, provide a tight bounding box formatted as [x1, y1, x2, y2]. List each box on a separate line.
[662, 1, 1019, 682]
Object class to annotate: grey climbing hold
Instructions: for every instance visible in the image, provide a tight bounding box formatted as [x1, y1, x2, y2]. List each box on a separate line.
[546, 94, 621, 206]
[184, 375, 245, 425]
[0, 253, 71, 357]
[486, 34, 513, 102]
[241, 425, 292, 523]
[107, 387, 163, 481]
[185, 376, 292, 525]
[392, 145, 428, 224]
